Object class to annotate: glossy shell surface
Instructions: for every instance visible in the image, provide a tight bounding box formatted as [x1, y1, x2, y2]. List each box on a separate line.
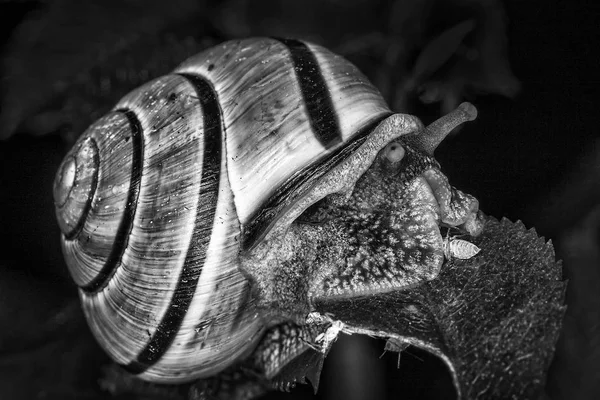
[54, 37, 391, 382]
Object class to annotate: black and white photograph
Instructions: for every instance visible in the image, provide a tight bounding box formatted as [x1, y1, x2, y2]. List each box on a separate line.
[0, 1, 598, 399]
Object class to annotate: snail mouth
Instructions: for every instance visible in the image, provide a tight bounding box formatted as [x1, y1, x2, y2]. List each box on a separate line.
[419, 168, 483, 236]
[420, 168, 452, 214]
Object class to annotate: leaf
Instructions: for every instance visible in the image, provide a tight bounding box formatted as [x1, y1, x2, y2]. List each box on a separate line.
[313, 217, 566, 400]
[189, 323, 328, 399]
[248, 323, 327, 392]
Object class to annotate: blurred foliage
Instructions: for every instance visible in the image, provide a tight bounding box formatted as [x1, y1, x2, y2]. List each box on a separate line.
[548, 205, 600, 400]
[0, 0, 519, 141]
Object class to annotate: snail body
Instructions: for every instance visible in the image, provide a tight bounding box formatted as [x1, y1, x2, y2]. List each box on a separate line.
[54, 37, 484, 384]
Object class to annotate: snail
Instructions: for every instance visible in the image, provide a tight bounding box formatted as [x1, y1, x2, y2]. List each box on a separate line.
[53, 37, 484, 385]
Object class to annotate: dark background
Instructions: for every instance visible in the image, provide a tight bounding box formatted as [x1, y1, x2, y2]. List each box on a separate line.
[0, 0, 598, 399]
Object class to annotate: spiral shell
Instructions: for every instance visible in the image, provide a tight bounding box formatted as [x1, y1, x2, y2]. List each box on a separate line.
[53, 37, 394, 383]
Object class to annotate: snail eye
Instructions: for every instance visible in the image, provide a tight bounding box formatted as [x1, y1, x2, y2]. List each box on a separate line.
[383, 141, 405, 164]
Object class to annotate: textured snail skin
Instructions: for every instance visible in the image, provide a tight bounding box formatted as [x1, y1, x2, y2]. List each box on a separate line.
[242, 119, 484, 319]
[53, 37, 483, 384]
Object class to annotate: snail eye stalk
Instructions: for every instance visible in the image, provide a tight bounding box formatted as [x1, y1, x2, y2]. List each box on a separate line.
[405, 102, 478, 155]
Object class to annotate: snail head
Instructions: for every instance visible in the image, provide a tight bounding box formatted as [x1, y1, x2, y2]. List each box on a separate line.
[241, 103, 485, 318]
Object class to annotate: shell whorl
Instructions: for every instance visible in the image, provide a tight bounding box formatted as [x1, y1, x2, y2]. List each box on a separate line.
[56, 74, 261, 382]
[54, 37, 393, 383]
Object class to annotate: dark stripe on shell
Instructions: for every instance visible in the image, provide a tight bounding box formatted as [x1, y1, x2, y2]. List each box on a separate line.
[241, 114, 392, 252]
[63, 139, 100, 240]
[275, 38, 343, 149]
[81, 109, 143, 293]
[124, 73, 223, 374]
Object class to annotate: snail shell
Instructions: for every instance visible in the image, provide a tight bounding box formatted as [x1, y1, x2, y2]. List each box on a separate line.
[53, 38, 397, 383]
